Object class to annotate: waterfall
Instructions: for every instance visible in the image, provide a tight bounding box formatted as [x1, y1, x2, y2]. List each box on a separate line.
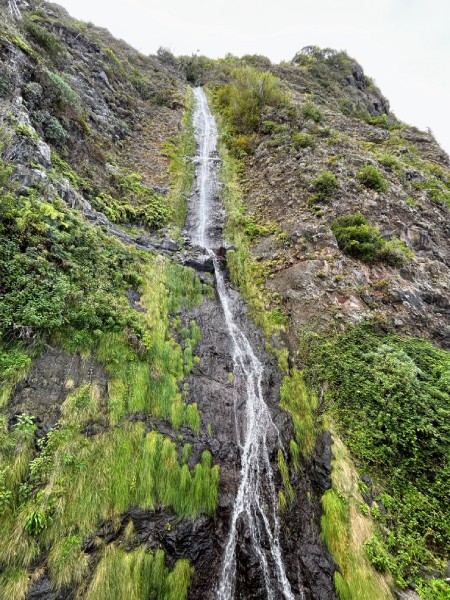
[8, 0, 22, 19]
[191, 86, 296, 599]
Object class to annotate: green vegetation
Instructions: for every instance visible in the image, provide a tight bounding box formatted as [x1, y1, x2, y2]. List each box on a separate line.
[331, 213, 413, 265]
[321, 433, 394, 600]
[301, 101, 324, 123]
[165, 88, 196, 226]
[85, 545, 193, 600]
[212, 112, 288, 337]
[0, 160, 140, 344]
[292, 132, 315, 149]
[280, 368, 319, 458]
[0, 406, 218, 587]
[357, 164, 388, 192]
[307, 323, 450, 590]
[309, 169, 338, 203]
[23, 17, 65, 61]
[214, 66, 288, 133]
[92, 171, 170, 229]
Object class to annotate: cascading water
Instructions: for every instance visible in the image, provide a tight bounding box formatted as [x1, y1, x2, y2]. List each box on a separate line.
[191, 87, 297, 599]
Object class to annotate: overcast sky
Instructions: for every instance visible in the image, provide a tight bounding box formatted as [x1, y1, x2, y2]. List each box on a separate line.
[55, 0, 450, 154]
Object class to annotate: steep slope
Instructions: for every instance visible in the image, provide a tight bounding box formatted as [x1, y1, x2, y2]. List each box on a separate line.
[197, 50, 450, 599]
[1, 3, 449, 600]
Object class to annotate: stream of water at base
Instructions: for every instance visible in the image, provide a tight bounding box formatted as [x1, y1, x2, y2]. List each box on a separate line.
[191, 87, 297, 600]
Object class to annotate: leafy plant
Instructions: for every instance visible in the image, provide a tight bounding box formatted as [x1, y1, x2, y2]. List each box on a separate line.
[357, 164, 388, 192]
[310, 169, 338, 203]
[292, 132, 315, 149]
[301, 101, 324, 123]
[331, 213, 412, 265]
[214, 66, 288, 133]
[307, 323, 450, 582]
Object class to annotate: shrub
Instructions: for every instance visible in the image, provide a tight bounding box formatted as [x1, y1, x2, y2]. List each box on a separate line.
[43, 115, 67, 146]
[301, 101, 324, 123]
[366, 114, 391, 129]
[332, 213, 413, 265]
[307, 324, 450, 582]
[378, 238, 414, 266]
[23, 18, 65, 60]
[45, 70, 80, 111]
[357, 164, 388, 192]
[292, 132, 315, 149]
[0, 74, 12, 98]
[310, 169, 337, 202]
[215, 66, 288, 133]
[377, 153, 400, 171]
[331, 213, 385, 262]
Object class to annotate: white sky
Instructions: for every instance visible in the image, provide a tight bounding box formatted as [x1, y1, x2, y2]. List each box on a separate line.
[56, 0, 450, 155]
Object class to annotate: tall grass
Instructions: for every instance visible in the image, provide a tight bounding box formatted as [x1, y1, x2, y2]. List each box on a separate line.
[0, 418, 219, 573]
[0, 567, 29, 600]
[165, 88, 196, 226]
[280, 367, 319, 458]
[96, 258, 203, 431]
[321, 429, 394, 600]
[85, 545, 193, 600]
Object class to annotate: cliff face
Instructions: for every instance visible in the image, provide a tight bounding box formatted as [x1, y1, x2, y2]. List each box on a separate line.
[200, 48, 450, 349]
[0, 3, 449, 600]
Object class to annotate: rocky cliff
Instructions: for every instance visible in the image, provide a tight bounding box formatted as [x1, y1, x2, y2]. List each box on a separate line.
[0, 2, 449, 600]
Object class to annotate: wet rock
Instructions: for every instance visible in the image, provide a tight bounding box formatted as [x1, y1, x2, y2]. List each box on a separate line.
[311, 430, 333, 495]
[161, 238, 179, 252]
[7, 348, 108, 430]
[182, 251, 215, 273]
[27, 575, 70, 600]
[395, 591, 420, 600]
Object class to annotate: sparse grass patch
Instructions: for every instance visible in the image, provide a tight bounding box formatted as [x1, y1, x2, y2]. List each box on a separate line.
[301, 101, 324, 123]
[165, 88, 196, 226]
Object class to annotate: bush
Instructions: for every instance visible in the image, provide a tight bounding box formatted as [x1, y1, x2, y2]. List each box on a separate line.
[292, 132, 315, 149]
[332, 213, 413, 265]
[310, 169, 337, 202]
[301, 101, 324, 123]
[215, 66, 288, 133]
[331, 213, 385, 262]
[378, 238, 414, 266]
[306, 324, 450, 582]
[23, 18, 65, 61]
[358, 164, 388, 192]
[45, 70, 80, 111]
[42, 114, 67, 146]
[0, 74, 12, 98]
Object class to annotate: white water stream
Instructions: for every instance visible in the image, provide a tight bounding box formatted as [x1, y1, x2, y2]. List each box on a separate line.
[192, 87, 296, 599]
